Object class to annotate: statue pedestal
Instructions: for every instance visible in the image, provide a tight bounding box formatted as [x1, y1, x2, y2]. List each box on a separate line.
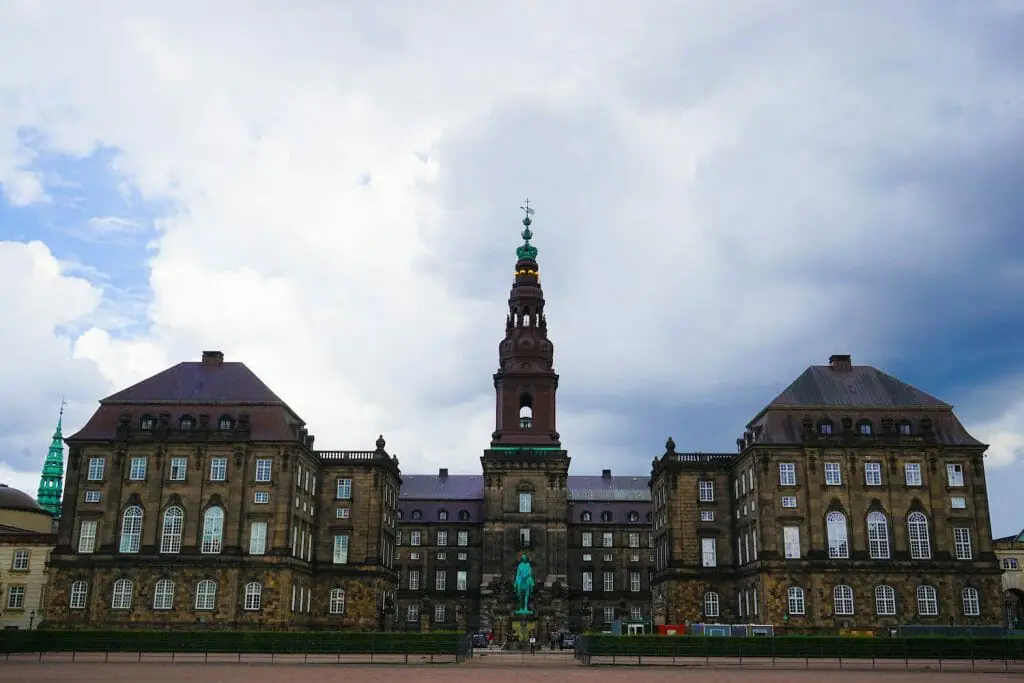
[507, 616, 538, 651]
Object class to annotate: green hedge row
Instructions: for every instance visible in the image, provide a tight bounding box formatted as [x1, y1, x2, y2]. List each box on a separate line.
[0, 630, 466, 655]
[580, 635, 1024, 660]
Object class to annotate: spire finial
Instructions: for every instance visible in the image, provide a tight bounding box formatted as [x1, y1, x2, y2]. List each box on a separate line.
[516, 199, 538, 261]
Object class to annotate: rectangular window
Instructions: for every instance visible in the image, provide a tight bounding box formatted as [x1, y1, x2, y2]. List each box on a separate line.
[410, 531, 421, 546]
[603, 607, 615, 623]
[457, 552, 467, 561]
[954, 527, 973, 560]
[602, 532, 613, 548]
[864, 462, 882, 486]
[407, 604, 420, 622]
[12, 550, 29, 570]
[435, 570, 446, 591]
[701, 537, 716, 567]
[209, 457, 227, 481]
[87, 457, 105, 481]
[333, 534, 349, 564]
[7, 585, 26, 609]
[336, 507, 350, 519]
[255, 458, 272, 482]
[582, 553, 592, 562]
[249, 522, 268, 555]
[629, 571, 641, 592]
[947, 463, 965, 487]
[70, 582, 88, 610]
[408, 569, 421, 590]
[905, 462, 923, 486]
[628, 532, 640, 548]
[824, 462, 842, 486]
[603, 571, 614, 592]
[783, 526, 801, 559]
[582, 571, 593, 592]
[437, 530, 448, 546]
[457, 570, 468, 591]
[254, 491, 269, 504]
[458, 531, 469, 546]
[779, 462, 796, 486]
[789, 588, 805, 615]
[129, 457, 147, 481]
[85, 490, 101, 503]
[781, 496, 797, 508]
[78, 520, 97, 553]
[630, 607, 642, 622]
[1003, 558, 1019, 570]
[603, 553, 613, 562]
[698, 480, 714, 502]
[336, 478, 352, 499]
[434, 604, 445, 622]
[582, 532, 593, 547]
[169, 457, 187, 481]
[700, 510, 715, 522]
[519, 492, 533, 513]
[951, 496, 967, 510]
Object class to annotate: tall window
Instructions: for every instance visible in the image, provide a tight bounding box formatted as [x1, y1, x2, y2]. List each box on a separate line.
[824, 462, 842, 486]
[209, 457, 227, 481]
[582, 571, 593, 592]
[408, 569, 420, 590]
[249, 522, 268, 555]
[329, 588, 346, 614]
[519, 492, 533, 513]
[336, 478, 352, 499]
[119, 506, 143, 553]
[160, 506, 184, 553]
[201, 507, 225, 554]
[954, 527, 973, 559]
[582, 532, 592, 547]
[458, 531, 469, 547]
[907, 512, 931, 559]
[169, 457, 187, 481]
[704, 591, 720, 617]
[867, 511, 890, 559]
[435, 570, 446, 591]
[864, 462, 882, 486]
[602, 532, 613, 548]
[905, 463, 923, 486]
[70, 580, 89, 609]
[437, 530, 448, 546]
[946, 463, 964, 487]
[629, 571, 641, 592]
[333, 535, 350, 564]
[783, 526, 801, 559]
[787, 587, 805, 615]
[701, 537, 716, 567]
[111, 578, 133, 609]
[962, 587, 980, 616]
[826, 511, 849, 559]
[244, 582, 262, 611]
[87, 457, 105, 480]
[916, 585, 938, 615]
[255, 459, 273, 482]
[153, 579, 174, 610]
[457, 570, 468, 591]
[78, 520, 97, 554]
[833, 585, 854, 615]
[698, 480, 714, 502]
[779, 462, 796, 486]
[875, 585, 896, 615]
[603, 571, 614, 592]
[195, 580, 217, 610]
[129, 457, 147, 481]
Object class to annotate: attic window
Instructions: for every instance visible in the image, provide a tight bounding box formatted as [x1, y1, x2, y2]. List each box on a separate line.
[646, 512, 653, 522]
[140, 416, 155, 431]
[818, 421, 833, 436]
[458, 510, 470, 521]
[581, 511, 592, 522]
[629, 511, 639, 522]
[898, 422, 912, 436]
[601, 511, 613, 523]
[179, 416, 195, 431]
[438, 509, 448, 521]
[411, 510, 422, 520]
[397, 510, 403, 520]
[858, 421, 873, 436]
[218, 416, 234, 431]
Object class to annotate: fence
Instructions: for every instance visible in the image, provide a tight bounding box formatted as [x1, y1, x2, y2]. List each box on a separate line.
[574, 634, 1024, 671]
[0, 630, 473, 665]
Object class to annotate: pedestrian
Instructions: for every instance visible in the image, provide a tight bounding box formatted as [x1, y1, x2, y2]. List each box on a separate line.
[529, 635, 536, 654]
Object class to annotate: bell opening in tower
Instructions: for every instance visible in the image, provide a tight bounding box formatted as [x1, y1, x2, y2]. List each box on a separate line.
[519, 394, 534, 429]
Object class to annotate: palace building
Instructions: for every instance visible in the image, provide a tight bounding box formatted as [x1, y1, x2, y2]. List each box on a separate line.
[41, 211, 1004, 635]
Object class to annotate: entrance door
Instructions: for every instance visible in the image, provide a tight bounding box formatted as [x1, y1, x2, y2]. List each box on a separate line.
[627, 624, 644, 635]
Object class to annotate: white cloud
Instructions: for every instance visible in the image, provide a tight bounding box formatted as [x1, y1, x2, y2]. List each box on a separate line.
[0, 1, 1022, 497]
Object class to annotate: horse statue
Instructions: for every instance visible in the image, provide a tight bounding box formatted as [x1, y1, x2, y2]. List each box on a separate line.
[514, 552, 535, 615]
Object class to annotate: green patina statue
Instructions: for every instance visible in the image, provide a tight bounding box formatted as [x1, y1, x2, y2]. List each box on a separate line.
[514, 552, 535, 615]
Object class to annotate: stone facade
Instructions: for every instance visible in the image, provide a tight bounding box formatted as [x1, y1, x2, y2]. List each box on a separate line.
[0, 491, 56, 630]
[994, 530, 1024, 628]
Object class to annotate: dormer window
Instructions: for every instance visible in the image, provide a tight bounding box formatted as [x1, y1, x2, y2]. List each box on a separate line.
[818, 421, 833, 436]
[581, 511, 592, 522]
[438, 510, 448, 521]
[898, 422, 912, 436]
[397, 510, 403, 520]
[858, 421, 873, 435]
[140, 416, 155, 431]
[646, 512, 653, 522]
[411, 510, 422, 520]
[458, 510, 470, 521]
[179, 416, 195, 430]
[601, 511, 613, 523]
[628, 511, 639, 522]
[218, 416, 234, 431]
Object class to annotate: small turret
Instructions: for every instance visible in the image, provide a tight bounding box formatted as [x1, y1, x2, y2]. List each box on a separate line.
[37, 400, 67, 519]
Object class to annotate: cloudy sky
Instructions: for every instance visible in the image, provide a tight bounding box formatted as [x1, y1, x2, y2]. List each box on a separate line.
[1, 1, 1022, 536]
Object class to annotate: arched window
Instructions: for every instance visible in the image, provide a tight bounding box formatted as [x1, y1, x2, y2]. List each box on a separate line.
[916, 585, 938, 615]
[438, 509, 448, 521]
[160, 506, 184, 554]
[833, 585, 854, 615]
[111, 578, 133, 609]
[458, 510, 470, 521]
[907, 511, 931, 559]
[628, 511, 639, 522]
[330, 588, 346, 614]
[140, 415, 155, 431]
[787, 586, 805, 615]
[867, 511, 890, 559]
[875, 585, 896, 615]
[119, 506, 143, 554]
[898, 421, 912, 435]
[153, 579, 174, 610]
[703, 591, 720, 617]
[818, 420, 834, 436]
[195, 579, 217, 610]
[581, 511, 591, 522]
[201, 507, 224, 554]
[601, 511, 613, 523]
[244, 582, 262, 611]
[69, 580, 88, 610]
[962, 587, 980, 616]
[179, 415, 195, 430]
[218, 415, 234, 431]
[826, 511, 849, 559]
[411, 510, 422, 520]
[519, 394, 534, 429]
[858, 420, 873, 435]
[396, 510, 404, 520]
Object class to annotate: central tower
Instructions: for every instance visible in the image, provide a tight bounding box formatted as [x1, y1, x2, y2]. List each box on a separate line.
[480, 203, 571, 636]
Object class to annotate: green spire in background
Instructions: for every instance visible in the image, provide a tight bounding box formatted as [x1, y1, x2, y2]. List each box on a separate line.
[516, 199, 538, 261]
[37, 400, 66, 519]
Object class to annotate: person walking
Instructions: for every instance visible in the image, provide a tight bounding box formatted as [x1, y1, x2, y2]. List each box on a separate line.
[529, 635, 536, 654]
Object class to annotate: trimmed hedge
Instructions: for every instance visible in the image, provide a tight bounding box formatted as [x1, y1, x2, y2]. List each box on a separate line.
[0, 630, 465, 655]
[580, 635, 1024, 660]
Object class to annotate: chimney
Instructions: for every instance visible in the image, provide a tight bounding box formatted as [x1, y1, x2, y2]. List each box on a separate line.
[602, 469, 611, 479]
[829, 354, 852, 371]
[439, 468, 449, 478]
[202, 350, 224, 366]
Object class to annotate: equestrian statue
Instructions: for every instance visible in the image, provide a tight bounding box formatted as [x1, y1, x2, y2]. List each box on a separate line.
[514, 552, 535, 615]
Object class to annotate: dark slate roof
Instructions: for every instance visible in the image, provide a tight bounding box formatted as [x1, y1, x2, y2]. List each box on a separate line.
[0, 483, 48, 514]
[103, 360, 288, 407]
[995, 528, 1024, 543]
[397, 500, 486, 522]
[567, 475, 651, 502]
[766, 364, 949, 411]
[399, 475, 484, 500]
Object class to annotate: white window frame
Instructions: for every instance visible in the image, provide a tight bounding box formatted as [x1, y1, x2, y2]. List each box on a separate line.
[867, 511, 890, 559]
[701, 537, 716, 567]
[629, 571, 641, 592]
[457, 570, 468, 591]
[111, 579, 133, 609]
[783, 526, 801, 559]
[582, 532, 593, 547]
[249, 521, 268, 555]
[954, 527, 973, 560]
[336, 478, 352, 499]
[201, 507, 225, 554]
[946, 463, 964, 487]
[833, 585, 854, 616]
[779, 462, 796, 486]
[864, 462, 882, 486]
[153, 579, 174, 610]
[962, 587, 980, 616]
[908, 512, 932, 559]
[78, 520, 97, 553]
[704, 591, 720, 617]
[826, 511, 849, 559]
[129, 457, 147, 481]
[70, 580, 89, 609]
[519, 491, 533, 513]
[700, 510, 715, 521]
[195, 580, 217, 610]
[330, 588, 346, 614]
[119, 506, 143, 554]
[787, 586, 805, 615]
[169, 457, 188, 481]
[951, 496, 967, 510]
[824, 462, 842, 486]
[698, 480, 714, 502]
[917, 585, 938, 616]
[875, 585, 896, 615]
[905, 462, 923, 486]
[458, 531, 469, 546]
[602, 532, 613, 548]
[582, 571, 593, 592]
[160, 506, 184, 554]
[333, 534, 350, 564]
[255, 459, 273, 483]
[87, 457, 105, 481]
[603, 571, 614, 592]
[209, 457, 227, 481]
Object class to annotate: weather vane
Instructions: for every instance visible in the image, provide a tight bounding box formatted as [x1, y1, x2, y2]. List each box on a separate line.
[521, 198, 535, 218]
[60, 397, 67, 417]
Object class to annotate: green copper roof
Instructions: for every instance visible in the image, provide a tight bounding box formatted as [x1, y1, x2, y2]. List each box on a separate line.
[37, 403, 66, 518]
[516, 205, 538, 261]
